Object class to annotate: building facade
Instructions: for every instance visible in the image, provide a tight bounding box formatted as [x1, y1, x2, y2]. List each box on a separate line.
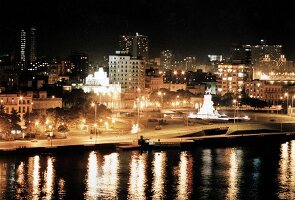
[31, 91, 62, 111]
[82, 68, 121, 109]
[244, 80, 283, 104]
[0, 94, 33, 122]
[29, 26, 37, 63]
[19, 25, 38, 69]
[251, 40, 282, 64]
[20, 30, 26, 64]
[119, 33, 149, 60]
[109, 51, 145, 91]
[160, 50, 173, 70]
[217, 64, 250, 96]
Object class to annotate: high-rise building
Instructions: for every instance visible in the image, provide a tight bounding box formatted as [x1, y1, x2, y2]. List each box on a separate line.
[68, 52, 89, 82]
[119, 33, 149, 60]
[216, 64, 251, 96]
[251, 40, 282, 64]
[20, 30, 26, 63]
[29, 26, 37, 63]
[184, 56, 197, 71]
[229, 44, 251, 65]
[160, 50, 173, 70]
[19, 25, 38, 69]
[109, 51, 145, 91]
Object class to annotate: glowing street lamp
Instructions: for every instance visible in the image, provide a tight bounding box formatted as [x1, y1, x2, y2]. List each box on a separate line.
[111, 117, 116, 128]
[284, 92, 289, 114]
[94, 123, 98, 143]
[292, 95, 295, 108]
[233, 99, 237, 124]
[91, 102, 97, 126]
[158, 91, 166, 108]
[34, 120, 39, 134]
[104, 121, 109, 130]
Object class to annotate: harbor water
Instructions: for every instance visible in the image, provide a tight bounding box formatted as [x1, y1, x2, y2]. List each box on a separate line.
[0, 140, 295, 199]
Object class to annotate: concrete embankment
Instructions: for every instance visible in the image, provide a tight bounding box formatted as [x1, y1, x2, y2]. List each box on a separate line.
[0, 143, 118, 155]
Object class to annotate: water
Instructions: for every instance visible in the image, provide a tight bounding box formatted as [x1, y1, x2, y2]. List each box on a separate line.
[0, 141, 295, 199]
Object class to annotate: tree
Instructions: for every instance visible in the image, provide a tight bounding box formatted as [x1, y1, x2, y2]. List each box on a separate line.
[10, 108, 21, 130]
[23, 111, 42, 133]
[57, 124, 69, 133]
[220, 93, 234, 107]
[0, 105, 11, 135]
[242, 97, 268, 108]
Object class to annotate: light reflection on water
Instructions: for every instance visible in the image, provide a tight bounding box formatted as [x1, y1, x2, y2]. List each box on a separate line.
[278, 141, 295, 199]
[85, 151, 98, 200]
[176, 151, 193, 200]
[226, 149, 243, 200]
[152, 152, 166, 200]
[1, 141, 295, 199]
[84, 151, 120, 200]
[31, 155, 40, 200]
[128, 152, 147, 200]
[43, 157, 55, 200]
[16, 161, 25, 199]
[201, 149, 212, 199]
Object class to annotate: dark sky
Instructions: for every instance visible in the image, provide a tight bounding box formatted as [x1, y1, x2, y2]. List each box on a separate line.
[0, 0, 295, 63]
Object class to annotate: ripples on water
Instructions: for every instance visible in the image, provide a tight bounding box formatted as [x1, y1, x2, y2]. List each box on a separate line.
[0, 141, 295, 199]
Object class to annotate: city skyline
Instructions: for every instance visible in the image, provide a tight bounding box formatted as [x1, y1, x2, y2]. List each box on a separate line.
[0, 0, 295, 62]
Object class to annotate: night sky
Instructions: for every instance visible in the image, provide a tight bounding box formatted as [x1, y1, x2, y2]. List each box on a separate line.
[0, 0, 295, 62]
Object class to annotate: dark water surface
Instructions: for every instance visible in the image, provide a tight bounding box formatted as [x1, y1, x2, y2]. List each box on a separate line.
[0, 140, 295, 199]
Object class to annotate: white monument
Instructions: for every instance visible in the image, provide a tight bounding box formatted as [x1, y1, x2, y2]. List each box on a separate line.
[189, 88, 221, 119]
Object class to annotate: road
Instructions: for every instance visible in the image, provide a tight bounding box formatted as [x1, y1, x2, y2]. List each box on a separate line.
[0, 112, 294, 150]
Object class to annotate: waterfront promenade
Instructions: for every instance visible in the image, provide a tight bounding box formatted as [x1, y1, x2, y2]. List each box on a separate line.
[0, 112, 294, 151]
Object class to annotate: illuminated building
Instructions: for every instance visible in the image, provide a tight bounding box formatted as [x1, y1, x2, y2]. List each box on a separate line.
[183, 56, 197, 71]
[29, 26, 37, 63]
[208, 54, 224, 71]
[20, 30, 26, 63]
[28, 91, 62, 111]
[83, 68, 121, 109]
[160, 50, 173, 70]
[253, 54, 294, 80]
[244, 80, 283, 105]
[217, 64, 250, 96]
[109, 51, 145, 92]
[163, 69, 186, 84]
[68, 52, 89, 82]
[119, 33, 149, 60]
[230, 44, 251, 65]
[208, 55, 223, 63]
[251, 39, 282, 64]
[0, 94, 32, 122]
[19, 26, 38, 70]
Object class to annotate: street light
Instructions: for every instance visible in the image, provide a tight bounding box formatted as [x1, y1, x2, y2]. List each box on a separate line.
[91, 102, 97, 127]
[111, 117, 116, 128]
[292, 95, 295, 108]
[157, 91, 166, 108]
[48, 125, 53, 147]
[35, 120, 39, 135]
[291, 95, 295, 116]
[233, 99, 237, 124]
[94, 123, 98, 144]
[284, 92, 289, 114]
